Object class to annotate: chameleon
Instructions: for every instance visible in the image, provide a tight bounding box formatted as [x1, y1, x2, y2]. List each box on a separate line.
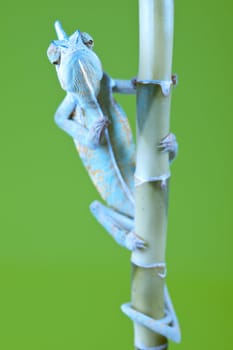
[47, 21, 180, 344]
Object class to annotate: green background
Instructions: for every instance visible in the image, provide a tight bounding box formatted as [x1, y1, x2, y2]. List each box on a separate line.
[1, 0, 232, 349]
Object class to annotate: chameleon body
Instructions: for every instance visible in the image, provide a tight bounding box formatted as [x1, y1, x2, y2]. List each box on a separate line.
[47, 22, 136, 225]
[47, 21, 180, 344]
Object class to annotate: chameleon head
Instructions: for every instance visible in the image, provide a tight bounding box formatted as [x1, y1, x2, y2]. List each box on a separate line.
[47, 20, 95, 67]
[47, 22, 102, 94]
[47, 30, 86, 89]
[81, 32, 94, 49]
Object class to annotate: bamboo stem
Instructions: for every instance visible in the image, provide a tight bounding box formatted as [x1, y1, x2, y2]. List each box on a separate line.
[132, 1, 174, 349]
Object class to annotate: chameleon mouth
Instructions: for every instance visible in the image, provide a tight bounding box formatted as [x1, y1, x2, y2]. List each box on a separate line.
[52, 57, 61, 65]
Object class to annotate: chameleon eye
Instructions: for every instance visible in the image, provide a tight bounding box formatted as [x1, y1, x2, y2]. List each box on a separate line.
[47, 42, 61, 65]
[86, 39, 94, 49]
[81, 32, 94, 48]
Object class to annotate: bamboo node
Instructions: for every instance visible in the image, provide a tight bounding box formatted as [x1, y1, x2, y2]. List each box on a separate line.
[131, 259, 167, 278]
[135, 77, 177, 96]
[134, 173, 170, 187]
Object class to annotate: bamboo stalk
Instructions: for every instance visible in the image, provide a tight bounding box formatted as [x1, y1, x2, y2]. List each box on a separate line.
[132, 1, 174, 349]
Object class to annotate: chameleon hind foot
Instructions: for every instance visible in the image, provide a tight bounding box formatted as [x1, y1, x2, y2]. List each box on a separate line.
[126, 231, 146, 251]
[157, 133, 178, 162]
[90, 200, 146, 251]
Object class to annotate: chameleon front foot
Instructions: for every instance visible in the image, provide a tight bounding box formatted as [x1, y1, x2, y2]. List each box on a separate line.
[111, 78, 136, 94]
[157, 133, 178, 162]
[88, 115, 110, 148]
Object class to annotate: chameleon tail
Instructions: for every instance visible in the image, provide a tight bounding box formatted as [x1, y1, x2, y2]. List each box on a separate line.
[121, 285, 181, 344]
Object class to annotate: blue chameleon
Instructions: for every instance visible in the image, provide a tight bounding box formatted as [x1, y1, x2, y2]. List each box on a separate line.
[47, 21, 180, 345]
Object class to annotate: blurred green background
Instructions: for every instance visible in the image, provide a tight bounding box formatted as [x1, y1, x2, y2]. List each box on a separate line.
[1, 0, 232, 349]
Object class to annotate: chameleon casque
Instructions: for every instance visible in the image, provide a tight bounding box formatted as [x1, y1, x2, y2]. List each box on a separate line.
[47, 21, 180, 344]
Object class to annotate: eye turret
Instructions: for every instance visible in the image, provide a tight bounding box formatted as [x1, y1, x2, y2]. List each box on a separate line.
[81, 32, 94, 49]
[47, 42, 61, 65]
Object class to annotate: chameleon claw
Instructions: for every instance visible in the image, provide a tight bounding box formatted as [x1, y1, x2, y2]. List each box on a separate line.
[125, 231, 146, 251]
[171, 74, 178, 87]
[157, 133, 178, 162]
[158, 133, 176, 152]
[131, 76, 137, 87]
[88, 116, 110, 148]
